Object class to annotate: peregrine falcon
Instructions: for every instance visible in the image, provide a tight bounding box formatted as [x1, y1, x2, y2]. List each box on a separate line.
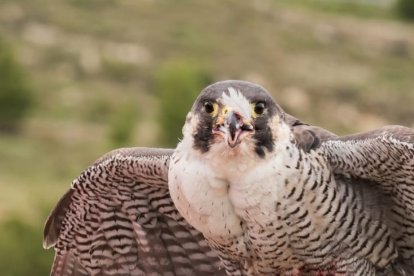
[44, 80, 414, 275]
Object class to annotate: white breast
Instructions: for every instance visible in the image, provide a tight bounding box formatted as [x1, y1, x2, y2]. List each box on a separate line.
[168, 150, 244, 238]
[168, 139, 296, 241]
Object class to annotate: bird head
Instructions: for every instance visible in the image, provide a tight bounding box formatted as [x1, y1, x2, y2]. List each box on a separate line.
[181, 80, 288, 159]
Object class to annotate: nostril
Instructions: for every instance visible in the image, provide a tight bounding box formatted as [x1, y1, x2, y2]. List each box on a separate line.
[241, 124, 254, 132]
[213, 123, 226, 133]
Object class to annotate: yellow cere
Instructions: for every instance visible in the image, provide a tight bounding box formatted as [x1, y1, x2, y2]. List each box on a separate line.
[210, 102, 219, 117]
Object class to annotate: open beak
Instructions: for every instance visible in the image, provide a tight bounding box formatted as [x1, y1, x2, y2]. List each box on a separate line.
[213, 109, 254, 148]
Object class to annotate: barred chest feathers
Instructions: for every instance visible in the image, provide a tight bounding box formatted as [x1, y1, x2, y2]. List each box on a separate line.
[168, 122, 340, 270]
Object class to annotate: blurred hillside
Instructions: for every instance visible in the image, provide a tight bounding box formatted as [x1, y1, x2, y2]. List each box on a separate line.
[0, 0, 413, 275]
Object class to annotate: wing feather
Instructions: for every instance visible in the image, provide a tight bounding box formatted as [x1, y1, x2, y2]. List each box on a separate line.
[287, 114, 336, 152]
[44, 189, 75, 249]
[316, 125, 414, 272]
[44, 147, 225, 276]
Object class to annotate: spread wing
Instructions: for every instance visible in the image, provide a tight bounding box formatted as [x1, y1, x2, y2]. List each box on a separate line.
[43, 147, 225, 276]
[304, 125, 414, 273]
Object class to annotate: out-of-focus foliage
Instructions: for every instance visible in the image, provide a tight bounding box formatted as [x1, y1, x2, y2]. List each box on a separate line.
[0, 216, 53, 276]
[102, 59, 139, 83]
[287, 0, 394, 18]
[0, 39, 33, 132]
[154, 60, 212, 146]
[109, 103, 138, 146]
[397, 0, 414, 20]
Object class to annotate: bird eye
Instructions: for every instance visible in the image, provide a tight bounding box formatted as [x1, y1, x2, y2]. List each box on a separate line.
[254, 102, 265, 115]
[204, 101, 215, 114]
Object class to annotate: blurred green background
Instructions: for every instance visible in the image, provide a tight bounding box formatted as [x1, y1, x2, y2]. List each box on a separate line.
[0, 0, 413, 275]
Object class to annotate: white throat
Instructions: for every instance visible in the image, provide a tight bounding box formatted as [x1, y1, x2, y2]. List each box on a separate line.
[169, 119, 296, 238]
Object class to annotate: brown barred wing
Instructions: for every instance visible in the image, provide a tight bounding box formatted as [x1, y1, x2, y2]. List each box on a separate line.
[320, 125, 414, 274]
[43, 147, 225, 276]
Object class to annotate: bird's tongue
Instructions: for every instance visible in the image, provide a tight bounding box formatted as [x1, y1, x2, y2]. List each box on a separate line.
[226, 112, 243, 148]
[228, 113, 239, 140]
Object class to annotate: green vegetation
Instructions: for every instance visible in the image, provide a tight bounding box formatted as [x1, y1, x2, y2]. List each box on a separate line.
[154, 60, 213, 146]
[0, 39, 33, 132]
[397, 0, 414, 20]
[109, 103, 139, 146]
[281, 0, 395, 19]
[0, 0, 412, 275]
[0, 216, 53, 276]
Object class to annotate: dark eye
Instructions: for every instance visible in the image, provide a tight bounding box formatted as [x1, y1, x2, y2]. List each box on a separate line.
[204, 101, 215, 114]
[254, 102, 265, 115]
